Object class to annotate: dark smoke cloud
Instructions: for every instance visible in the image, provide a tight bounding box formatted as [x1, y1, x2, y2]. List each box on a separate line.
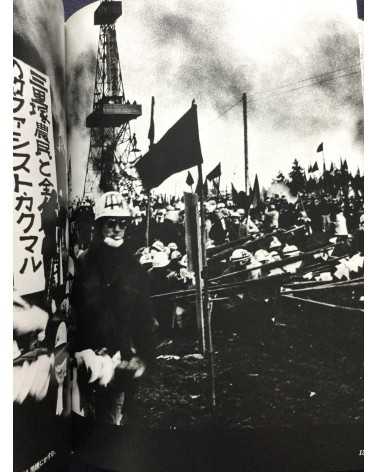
[145, 9, 255, 113]
[254, 20, 362, 142]
[145, 6, 362, 143]
[66, 49, 97, 135]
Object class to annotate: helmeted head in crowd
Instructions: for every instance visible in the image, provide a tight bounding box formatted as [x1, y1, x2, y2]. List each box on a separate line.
[230, 249, 252, 268]
[94, 191, 132, 248]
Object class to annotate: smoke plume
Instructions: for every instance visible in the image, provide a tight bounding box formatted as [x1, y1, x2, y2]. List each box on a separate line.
[66, 49, 97, 135]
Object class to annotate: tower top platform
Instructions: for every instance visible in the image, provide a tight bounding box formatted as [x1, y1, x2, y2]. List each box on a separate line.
[94, 1, 122, 25]
[86, 102, 142, 128]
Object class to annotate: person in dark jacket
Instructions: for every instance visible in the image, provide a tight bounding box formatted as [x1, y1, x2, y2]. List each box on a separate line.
[71, 191, 155, 426]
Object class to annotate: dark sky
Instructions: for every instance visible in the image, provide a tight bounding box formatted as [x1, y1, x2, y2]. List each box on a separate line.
[63, 0, 96, 19]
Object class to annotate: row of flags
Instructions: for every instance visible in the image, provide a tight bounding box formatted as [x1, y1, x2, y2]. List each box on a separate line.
[308, 158, 351, 175]
[135, 100, 362, 206]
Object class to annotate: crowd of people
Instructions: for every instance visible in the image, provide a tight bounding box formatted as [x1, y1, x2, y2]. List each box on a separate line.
[68, 187, 364, 331]
[69, 186, 364, 284]
[66, 179, 364, 426]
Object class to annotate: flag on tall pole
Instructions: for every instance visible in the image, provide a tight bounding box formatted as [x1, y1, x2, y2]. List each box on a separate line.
[356, 0, 364, 20]
[136, 103, 203, 190]
[251, 174, 261, 208]
[206, 163, 221, 197]
[206, 163, 221, 181]
[317, 142, 325, 172]
[145, 96, 156, 247]
[231, 183, 239, 205]
[148, 96, 155, 147]
[196, 178, 208, 198]
[186, 171, 194, 189]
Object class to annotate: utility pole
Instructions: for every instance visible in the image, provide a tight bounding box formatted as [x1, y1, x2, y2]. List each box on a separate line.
[242, 93, 249, 194]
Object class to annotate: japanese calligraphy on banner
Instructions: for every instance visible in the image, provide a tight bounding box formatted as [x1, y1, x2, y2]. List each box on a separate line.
[13, 58, 58, 296]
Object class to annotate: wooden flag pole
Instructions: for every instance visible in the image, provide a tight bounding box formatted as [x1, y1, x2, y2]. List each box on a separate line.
[145, 96, 155, 247]
[198, 161, 217, 412]
[197, 162, 208, 353]
[145, 191, 151, 247]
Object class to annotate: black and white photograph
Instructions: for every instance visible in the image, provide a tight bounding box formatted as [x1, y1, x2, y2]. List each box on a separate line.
[12, 0, 365, 470]
[64, 0, 364, 469]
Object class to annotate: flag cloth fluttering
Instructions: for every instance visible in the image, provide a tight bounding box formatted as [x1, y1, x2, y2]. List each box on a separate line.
[357, 0, 364, 20]
[316, 142, 324, 153]
[231, 184, 239, 205]
[186, 171, 194, 187]
[195, 178, 208, 198]
[136, 104, 203, 190]
[312, 161, 319, 172]
[206, 163, 221, 181]
[147, 96, 155, 146]
[251, 174, 261, 208]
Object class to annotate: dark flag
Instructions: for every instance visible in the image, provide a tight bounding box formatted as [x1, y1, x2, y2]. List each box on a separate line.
[206, 163, 221, 181]
[316, 142, 324, 153]
[308, 164, 313, 173]
[147, 96, 155, 147]
[330, 162, 335, 174]
[342, 159, 349, 171]
[357, 0, 364, 20]
[186, 171, 194, 187]
[231, 183, 239, 205]
[312, 161, 319, 171]
[195, 178, 208, 198]
[251, 174, 261, 208]
[136, 104, 203, 190]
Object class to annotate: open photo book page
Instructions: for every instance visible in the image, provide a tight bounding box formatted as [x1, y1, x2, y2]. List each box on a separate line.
[65, 0, 364, 471]
[13, 1, 71, 471]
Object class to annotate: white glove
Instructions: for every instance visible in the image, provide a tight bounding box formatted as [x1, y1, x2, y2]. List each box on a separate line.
[75, 349, 101, 383]
[14, 355, 52, 404]
[13, 296, 48, 342]
[127, 356, 146, 379]
[29, 355, 53, 401]
[75, 349, 121, 387]
[98, 354, 114, 387]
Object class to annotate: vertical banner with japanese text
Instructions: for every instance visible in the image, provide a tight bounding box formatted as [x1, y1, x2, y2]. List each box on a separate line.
[13, 58, 58, 296]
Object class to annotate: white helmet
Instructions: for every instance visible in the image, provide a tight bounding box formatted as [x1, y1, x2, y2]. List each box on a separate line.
[151, 240, 165, 252]
[139, 253, 153, 266]
[94, 192, 132, 220]
[230, 249, 252, 264]
[167, 242, 178, 252]
[170, 250, 182, 261]
[237, 208, 246, 217]
[151, 251, 170, 268]
[269, 236, 282, 249]
[254, 249, 271, 263]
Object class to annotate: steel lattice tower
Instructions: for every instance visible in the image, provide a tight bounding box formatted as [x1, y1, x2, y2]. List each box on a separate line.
[83, 0, 142, 198]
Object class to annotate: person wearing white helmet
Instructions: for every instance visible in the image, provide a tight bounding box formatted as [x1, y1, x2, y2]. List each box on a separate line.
[71, 191, 155, 426]
[222, 249, 253, 282]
